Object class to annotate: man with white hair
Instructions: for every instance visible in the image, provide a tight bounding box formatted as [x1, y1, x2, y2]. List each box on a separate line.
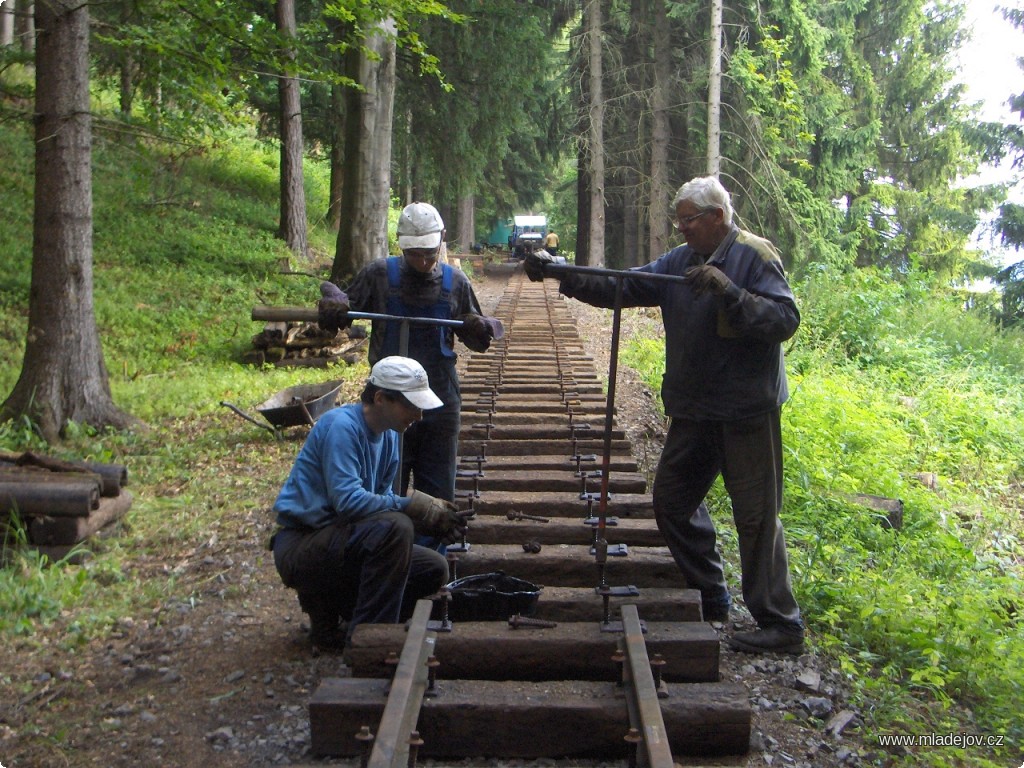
[318, 203, 501, 547]
[525, 176, 805, 655]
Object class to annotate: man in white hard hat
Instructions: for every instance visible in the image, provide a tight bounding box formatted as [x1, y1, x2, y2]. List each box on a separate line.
[318, 203, 502, 551]
[270, 356, 474, 652]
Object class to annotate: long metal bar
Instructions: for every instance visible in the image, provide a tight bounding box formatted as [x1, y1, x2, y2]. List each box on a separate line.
[621, 604, 674, 768]
[543, 262, 691, 285]
[251, 305, 465, 328]
[253, 304, 446, 493]
[367, 600, 436, 768]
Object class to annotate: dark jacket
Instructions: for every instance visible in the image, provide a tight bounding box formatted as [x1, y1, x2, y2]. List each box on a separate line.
[559, 226, 799, 421]
[344, 256, 487, 368]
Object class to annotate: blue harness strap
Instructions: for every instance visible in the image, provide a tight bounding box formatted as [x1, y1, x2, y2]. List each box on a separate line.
[383, 256, 456, 360]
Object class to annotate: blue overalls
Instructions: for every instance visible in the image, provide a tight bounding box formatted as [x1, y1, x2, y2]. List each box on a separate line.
[383, 257, 461, 505]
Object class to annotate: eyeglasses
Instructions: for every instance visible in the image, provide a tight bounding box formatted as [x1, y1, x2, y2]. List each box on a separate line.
[404, 249, 439, 262]
[671, 210, 713, 230]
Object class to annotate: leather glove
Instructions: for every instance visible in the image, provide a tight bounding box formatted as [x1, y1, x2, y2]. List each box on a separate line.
[317, 281, 351, 333]
[454, 314, 504, 351]
[524, 249, 556, 282]
[684, 264, 734, 296]
[405, 490, 462, 538]
[440, 509, 476, 545]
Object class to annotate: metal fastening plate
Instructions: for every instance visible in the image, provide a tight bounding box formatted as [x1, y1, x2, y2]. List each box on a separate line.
[594, 585, 640, 597]
[591, 543, 628, 556]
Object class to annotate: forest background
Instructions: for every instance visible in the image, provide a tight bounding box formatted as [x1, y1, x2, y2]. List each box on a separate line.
[1, 0, 1024, 764]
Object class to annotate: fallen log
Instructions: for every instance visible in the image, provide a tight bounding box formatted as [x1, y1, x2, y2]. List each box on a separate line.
[2, 451, 128, 497]
[0, 478, 101, 517]
[28, 491, 134, 546]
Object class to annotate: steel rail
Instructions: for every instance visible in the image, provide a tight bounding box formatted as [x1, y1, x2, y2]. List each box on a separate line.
[367, 599, 437, 768]
[621, 604, 674, 768]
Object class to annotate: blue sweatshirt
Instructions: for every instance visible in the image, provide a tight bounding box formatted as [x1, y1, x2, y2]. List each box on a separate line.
[273, 404, 411, 530]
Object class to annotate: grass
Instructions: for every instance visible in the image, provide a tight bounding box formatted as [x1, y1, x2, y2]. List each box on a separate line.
[620, 268, 1024, 762]
[2, 107, 1024, 765]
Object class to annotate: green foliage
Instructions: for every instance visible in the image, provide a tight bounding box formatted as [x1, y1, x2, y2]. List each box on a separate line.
[394, 0, 567, 224]
[618, 266, 1024, 756]
[0, 113, 369, 653]
[621, 336, 664, 401]
[0, 511, 135, 645]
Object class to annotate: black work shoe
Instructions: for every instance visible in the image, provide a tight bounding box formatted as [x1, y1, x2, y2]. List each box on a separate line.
[729, 626, 805, 655]
[310, 625, 347, 654]
[309, 614, 347, 653]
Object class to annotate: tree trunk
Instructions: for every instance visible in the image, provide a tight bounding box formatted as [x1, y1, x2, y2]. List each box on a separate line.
[118, 51, 135, 116]
[576, 146, 590, 265]
[402, 108, 413, 204]
[1, 1, 14, 47]
[325, 19, 346, 232]
[14, 0, 32, 52]
[1, 0, 136, 442]
[585, 0, 605, 267]
[276, 0, 309, 259]
[327, 80, 345, 232]
[333, 19, 397, 282]
[649, 0, 671, 258]
[456, 194, 474, 253]
[706, 0, 723, 176]
[622, 170, 640, 268]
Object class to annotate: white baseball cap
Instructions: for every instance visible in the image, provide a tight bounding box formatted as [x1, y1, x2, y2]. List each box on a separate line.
[397, 202, 444, 250]
[368, 356, 443, 410]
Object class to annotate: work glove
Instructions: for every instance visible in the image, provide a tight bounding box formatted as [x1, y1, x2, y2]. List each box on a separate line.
[405, 490, 464, 539]
[524, 249, 556, 282]
[442, 509, 477, 546]
[317, 281, 351, 333]
[683, 264, 735, 296]
[454, 314, 505, 351]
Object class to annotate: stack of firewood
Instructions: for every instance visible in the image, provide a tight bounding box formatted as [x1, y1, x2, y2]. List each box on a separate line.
[1, 451, 132, 561]
[244, 321, 368, 368]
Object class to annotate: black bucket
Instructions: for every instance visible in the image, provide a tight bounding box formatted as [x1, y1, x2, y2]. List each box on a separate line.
[444, 571, 542, 621]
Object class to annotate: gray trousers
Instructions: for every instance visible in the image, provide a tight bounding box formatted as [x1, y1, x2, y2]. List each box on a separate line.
[273, 512, 448, 639]
[651, 408, 802, 631]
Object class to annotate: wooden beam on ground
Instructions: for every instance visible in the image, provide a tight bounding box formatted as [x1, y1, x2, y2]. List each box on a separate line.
[309, 678, 749, 758]
[447, 543, 685, 588]
[527, 586, 703, 623]
[468, 491, 655, 518]
[347, 619, 720, 683]
[464, 514, 664, 547]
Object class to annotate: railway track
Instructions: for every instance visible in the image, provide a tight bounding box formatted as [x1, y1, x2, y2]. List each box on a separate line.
[307, 270, 752, 765]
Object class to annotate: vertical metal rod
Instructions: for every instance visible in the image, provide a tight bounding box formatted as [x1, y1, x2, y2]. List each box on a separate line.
[394, 319, 412, 495]
[597, 278, 624, 539]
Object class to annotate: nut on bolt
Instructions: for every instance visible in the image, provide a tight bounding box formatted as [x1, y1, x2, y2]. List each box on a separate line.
[522, 540, 542, 553]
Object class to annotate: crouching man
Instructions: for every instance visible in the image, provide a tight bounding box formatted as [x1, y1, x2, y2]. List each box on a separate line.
[270, 356, 472, 652]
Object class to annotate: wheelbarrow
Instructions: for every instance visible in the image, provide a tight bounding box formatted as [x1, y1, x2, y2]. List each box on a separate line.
[220, 379, 344, 439]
